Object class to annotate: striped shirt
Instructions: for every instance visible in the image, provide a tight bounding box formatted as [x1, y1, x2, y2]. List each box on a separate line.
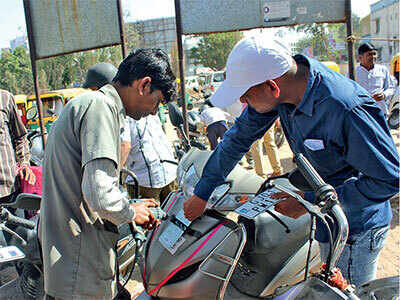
[0, 90, 30, 198]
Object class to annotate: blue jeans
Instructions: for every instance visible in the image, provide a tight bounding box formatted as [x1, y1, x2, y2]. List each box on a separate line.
[320, 225, 390, 287]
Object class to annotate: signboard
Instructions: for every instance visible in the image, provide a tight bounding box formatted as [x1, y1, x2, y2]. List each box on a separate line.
[180, 0, 346, 35]
[25, 0, 122, 59]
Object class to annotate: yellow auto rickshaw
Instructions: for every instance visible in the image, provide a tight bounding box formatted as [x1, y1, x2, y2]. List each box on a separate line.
[322, 61, 340, 73]
[26, 88, 87, 131]
[390, 52, 399, 85]
[14, 94, 28, 125]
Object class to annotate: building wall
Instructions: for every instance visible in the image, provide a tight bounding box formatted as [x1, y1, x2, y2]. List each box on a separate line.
[370, 0, 399, 63]
[360, 15, 371, 38]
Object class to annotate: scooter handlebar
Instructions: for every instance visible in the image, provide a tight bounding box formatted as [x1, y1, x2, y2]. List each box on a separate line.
[0, 208, 35, 230]
[293, 153, 326, 192]
[149, 205, 167, 221]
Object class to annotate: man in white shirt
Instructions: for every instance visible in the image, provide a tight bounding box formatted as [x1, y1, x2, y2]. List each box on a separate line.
[355, 43, 395, 116]
[125, 114, 178, 204]
[199, 104, 230, 150]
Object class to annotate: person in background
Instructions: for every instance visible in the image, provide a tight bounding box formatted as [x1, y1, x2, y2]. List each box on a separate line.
[184, 36, 399, 287]
[262, 124, 283, 177]
[125, 114, 177, 205]
[199, 103, 230, 150]
[218, 99, 282, 177]
[0, 89, 36, 284]
[0, 90, 36, 205]
[82, 62, 131, 166]
[356, 43, 395, 116]
[39, 49, 176, 300]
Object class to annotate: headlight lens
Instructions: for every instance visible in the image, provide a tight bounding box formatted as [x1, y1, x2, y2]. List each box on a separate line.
[208, 183, 230, 208]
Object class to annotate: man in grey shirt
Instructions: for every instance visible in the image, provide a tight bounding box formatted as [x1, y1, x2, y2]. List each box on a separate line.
[39, 49, 176, 300]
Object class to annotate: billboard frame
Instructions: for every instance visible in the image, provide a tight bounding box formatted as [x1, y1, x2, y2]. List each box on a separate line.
[23, 0, 127, 148]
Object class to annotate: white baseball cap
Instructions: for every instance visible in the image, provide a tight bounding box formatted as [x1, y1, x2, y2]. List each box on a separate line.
[210, 36, 293, 108]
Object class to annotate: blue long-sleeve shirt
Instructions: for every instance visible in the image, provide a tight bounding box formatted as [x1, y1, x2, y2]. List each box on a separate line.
[194, 55, 399, 239]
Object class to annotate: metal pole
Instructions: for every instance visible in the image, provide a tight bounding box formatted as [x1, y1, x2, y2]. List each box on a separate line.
[23, 0, 46, 149]
[174, 0, 189, 138]
[116, 0, 127, 58]
[345, 0, 355, 80]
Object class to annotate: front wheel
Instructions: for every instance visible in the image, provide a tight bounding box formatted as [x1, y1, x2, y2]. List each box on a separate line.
[274, 125, 285, 148]
[388, 108, 399, 129]
[356, 276, 399, 300]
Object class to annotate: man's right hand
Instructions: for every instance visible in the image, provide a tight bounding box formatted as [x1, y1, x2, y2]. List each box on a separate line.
[184, 194, 207, 221]
[131, 199, 160, 229]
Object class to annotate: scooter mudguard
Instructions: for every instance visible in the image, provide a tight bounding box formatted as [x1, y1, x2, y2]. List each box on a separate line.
[141, 191, 246, 300]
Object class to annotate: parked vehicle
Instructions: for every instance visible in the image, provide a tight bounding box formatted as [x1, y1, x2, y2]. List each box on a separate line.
[322, 61, 340, 73]
[387, 86, 399, 129]
[185, 76, 200, 92]
[26, 129, 44, 166]
[137, 149, 399, 300]
[25, 88, 87, 132]
[167, 102, 208, 159]
[0, 169, 165, 299]
[14, 94, 29, 125]
[202, 71, 225, 96]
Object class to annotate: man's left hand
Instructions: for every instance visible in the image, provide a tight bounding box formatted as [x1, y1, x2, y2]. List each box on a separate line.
[272, 191, 307, 219]
[372, 92, 385, 102]
[18, 166, 36, 185]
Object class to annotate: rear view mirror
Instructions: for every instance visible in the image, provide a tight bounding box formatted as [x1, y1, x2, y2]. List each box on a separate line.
[26, 106, 38, 121]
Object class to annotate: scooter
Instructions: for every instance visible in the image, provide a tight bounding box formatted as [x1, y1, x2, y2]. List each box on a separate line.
[26, 129, 44, 166]
[167, 102, 208, 159]
[0, 169, 165, 299]
[137, 149, 399, 300]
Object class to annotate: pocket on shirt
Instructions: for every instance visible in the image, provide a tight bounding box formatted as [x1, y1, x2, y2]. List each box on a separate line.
[303, 148, 336, 174]
[370, 225, 389, 251]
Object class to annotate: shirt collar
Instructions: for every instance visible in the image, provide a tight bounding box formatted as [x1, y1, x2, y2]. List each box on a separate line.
[292, 55, 317, 117]
[99, 84, 126, 118]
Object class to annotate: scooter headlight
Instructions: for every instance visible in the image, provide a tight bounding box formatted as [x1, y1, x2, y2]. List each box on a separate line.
[182, 165, 199, 198]
[207, 183, 231, 208]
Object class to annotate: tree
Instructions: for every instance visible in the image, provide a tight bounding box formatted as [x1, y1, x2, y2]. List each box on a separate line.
[189, 31, 244, 70]
[292, 14, 361, 63]
[0, 46, 33, 94]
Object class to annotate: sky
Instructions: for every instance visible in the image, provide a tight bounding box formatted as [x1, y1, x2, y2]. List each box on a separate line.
[0, 0, 380, 49]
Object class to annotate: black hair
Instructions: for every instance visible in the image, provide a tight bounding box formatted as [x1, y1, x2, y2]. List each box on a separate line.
[113, 48, 176, 102]
[358, 42, 376, 55]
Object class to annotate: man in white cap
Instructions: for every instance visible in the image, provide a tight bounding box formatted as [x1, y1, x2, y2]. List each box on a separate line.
[183, 36, 399, 286]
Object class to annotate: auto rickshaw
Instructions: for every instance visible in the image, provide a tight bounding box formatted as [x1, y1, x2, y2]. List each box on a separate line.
[388, 53, 400, 129]
[390, 52, 399, 84]
[322, 61, 340, 73]
[14, 94, 28, 125]
[26, 88, 87, 132]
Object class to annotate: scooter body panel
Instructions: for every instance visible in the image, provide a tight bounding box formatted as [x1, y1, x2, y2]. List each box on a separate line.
[142, 192, 246, 299]
[231, 211, 321, 297]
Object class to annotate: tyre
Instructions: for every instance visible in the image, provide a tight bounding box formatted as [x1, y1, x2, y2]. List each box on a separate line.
[274, 125, 285, 148]
[356, 276, 399, 300]
[388, 108, 399, 129]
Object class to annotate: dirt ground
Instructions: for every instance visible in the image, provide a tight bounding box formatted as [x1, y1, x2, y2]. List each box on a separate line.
[127, 108, 400, 298]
